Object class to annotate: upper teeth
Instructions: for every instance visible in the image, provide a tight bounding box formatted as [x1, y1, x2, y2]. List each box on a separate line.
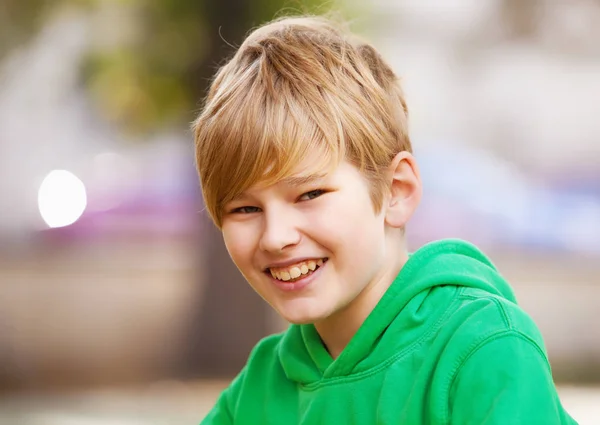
[270, 259, 324, 281]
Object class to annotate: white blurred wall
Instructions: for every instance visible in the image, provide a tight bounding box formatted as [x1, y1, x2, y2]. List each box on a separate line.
[368, 0, 600, 172]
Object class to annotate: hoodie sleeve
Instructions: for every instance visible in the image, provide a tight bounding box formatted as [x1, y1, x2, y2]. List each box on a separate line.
[448, 331, 578, 425]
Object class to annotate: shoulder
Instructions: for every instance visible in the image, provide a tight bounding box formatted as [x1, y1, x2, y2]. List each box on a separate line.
[201, 332, 287, 424]
[218, 332, 286, 404]
[245, 331, 285, 370]
[442, 294, 575, 425]
[444, 286, 549, 363]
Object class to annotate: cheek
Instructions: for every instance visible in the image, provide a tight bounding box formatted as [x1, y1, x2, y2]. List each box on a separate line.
[309, 196, 384, 257]
[339, 200, 386, 258]
[222, 223, 256, 268]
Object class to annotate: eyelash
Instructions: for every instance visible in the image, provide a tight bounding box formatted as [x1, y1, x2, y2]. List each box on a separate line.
[229, 189, 327, 214]
[298, 189, 326, 201]
[229, 206, 260, 214]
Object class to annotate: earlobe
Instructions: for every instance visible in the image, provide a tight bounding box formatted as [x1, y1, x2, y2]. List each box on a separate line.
[385, 151, 422, 228]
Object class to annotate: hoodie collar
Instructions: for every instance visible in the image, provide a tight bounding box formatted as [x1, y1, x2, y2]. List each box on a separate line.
[279, 239, 516, 384]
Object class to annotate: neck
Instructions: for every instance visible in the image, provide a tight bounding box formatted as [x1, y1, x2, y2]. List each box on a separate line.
[315, 237, 409, 359]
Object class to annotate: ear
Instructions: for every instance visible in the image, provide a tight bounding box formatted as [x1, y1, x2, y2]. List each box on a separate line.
[384, 151, 422, 228]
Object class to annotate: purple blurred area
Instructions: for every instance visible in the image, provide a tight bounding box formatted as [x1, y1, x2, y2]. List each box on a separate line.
[411, 144, 600, 254]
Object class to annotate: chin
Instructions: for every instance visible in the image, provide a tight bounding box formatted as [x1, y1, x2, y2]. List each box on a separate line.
[285, 317, 315, 325]
[278, 310, 318, 325]
[276, 302, 332, 325]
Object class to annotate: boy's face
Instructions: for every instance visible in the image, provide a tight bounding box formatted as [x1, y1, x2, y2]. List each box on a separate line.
[221, 156, 398, 325]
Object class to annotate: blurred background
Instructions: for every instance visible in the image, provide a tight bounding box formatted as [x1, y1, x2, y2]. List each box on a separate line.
[1, 0, 599, 423]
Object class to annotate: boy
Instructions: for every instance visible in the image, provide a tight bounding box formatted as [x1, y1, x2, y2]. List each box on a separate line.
[193, 15, 578, 425]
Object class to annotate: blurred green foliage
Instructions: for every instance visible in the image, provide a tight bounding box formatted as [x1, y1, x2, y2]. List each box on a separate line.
[80, 0, 344, 135]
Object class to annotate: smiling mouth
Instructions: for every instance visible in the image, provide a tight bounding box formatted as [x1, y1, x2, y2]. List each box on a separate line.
[266, 258, 328, 283]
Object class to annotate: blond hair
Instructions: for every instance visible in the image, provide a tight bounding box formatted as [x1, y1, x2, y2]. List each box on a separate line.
[193, 15, 411, 228]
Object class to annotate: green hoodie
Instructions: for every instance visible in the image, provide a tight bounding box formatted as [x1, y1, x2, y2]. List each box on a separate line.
[201, 239, 578, 425]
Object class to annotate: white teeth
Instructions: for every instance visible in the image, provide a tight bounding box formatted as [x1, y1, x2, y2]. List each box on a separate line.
[300, 264, 309, 274]
[317, 259, 324, 267]
[307, 261, 316, 271]
[270, 269, 276, 279]
[289, 267, 301, 279]
[280, 271, 291, 281]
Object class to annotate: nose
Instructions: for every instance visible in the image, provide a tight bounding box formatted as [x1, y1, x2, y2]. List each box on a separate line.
[258, 208, 301, 253]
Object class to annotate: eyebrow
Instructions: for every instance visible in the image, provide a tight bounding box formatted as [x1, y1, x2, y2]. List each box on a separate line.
[226, 172, 329, 205]
[279, 172, 328, 187]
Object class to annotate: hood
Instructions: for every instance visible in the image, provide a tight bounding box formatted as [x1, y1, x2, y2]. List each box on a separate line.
[278, 239, 517, 384]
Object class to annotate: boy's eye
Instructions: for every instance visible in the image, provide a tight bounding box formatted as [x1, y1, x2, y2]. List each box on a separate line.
[298, 189, 326, 201]
[231, 206, 261, 214]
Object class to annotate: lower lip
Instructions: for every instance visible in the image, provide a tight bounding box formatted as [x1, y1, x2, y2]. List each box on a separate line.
[269, 262, 325, 292]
